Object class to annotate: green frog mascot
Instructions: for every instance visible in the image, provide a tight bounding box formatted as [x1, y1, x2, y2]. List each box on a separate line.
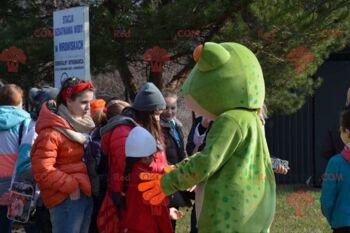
[139, 42, 276, 233]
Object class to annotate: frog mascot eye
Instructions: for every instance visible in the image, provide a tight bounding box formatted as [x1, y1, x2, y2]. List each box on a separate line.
[192, 43, 230, 71]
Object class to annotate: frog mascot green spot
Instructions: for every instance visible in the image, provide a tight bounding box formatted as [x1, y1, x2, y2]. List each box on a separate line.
[139, 42, 276, 233]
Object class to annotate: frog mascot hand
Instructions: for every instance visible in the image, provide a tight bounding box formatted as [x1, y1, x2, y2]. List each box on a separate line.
[139, 42, 276, 233]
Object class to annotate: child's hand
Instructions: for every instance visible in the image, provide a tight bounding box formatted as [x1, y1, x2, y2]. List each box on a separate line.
[169, 207, 184, 220]
[271, 158, 289, 175]
[273, 164, 289, 175]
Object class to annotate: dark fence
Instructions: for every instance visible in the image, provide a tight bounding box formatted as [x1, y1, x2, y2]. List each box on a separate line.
[265, 100, 314, 185]
[265, 60, 350, 185]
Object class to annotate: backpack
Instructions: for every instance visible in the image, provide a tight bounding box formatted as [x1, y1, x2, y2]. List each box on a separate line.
[84, 127, 108, 197]
[85, 116, 139, 198]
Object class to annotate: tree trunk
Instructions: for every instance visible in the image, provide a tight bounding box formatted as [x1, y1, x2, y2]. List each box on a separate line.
[148, 71, 163, 91]
[116, 59, 137, 102]
[166, 64, 192, 91]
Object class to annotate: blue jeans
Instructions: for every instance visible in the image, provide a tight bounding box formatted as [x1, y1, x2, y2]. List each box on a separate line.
[49, 194, 93, 233]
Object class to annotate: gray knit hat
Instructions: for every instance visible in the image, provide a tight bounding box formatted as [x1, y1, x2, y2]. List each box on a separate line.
[132, 82, 166, 111]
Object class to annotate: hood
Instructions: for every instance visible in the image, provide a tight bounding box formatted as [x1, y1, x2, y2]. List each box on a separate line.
[100, 115, 138, 136]
[35, 101, 73, 134]
[181, 42, 265, 116]
[29, 87, 59, 107]
[0, 106, 31, 131]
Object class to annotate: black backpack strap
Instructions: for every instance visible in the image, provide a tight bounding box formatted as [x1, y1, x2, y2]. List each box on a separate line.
[83, 134, 92, 164]
[18, 120, 25, 146]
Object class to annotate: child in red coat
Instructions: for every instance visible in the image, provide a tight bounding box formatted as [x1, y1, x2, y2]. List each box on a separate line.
[120, 126, 174, 233]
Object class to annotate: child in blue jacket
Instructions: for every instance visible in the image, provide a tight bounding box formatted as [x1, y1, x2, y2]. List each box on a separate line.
[321, 109, 350, 233]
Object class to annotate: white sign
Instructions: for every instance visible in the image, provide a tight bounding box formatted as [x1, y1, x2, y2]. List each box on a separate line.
[53, 6, 90, 88]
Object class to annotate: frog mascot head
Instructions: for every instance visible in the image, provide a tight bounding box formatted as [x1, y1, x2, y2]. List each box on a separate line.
[182, 42, 265, 119]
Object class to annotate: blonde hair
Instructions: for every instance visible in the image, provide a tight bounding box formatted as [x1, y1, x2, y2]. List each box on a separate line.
[0, 84, 23, 106]
[106, 100, 130, 120]
[92, 109, 107, 127]
[162, 90, 178, 100]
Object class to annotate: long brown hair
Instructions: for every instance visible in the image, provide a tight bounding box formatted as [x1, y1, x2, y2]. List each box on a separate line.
[134, 109, 162, 144]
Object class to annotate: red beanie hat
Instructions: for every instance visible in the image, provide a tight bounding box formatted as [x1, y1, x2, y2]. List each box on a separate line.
[90, 99, 106, 117]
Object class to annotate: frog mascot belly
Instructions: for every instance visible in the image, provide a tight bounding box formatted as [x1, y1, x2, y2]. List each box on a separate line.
[139, 42, 276, 233]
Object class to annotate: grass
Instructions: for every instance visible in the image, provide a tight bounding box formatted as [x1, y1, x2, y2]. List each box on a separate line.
[176, 185, 332, 233]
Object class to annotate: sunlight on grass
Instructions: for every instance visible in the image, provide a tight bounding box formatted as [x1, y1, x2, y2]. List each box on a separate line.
[176, 186, 332, 233]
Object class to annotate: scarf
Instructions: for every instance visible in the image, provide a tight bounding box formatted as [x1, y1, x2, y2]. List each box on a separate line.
[55, 104, 95, 145]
